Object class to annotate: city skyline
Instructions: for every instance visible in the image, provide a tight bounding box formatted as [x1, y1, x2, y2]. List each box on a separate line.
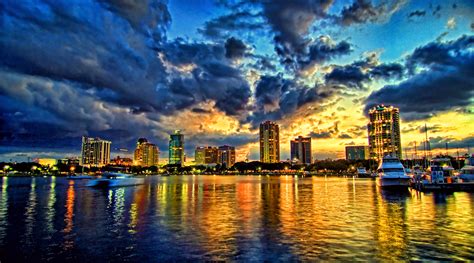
[1, 0, 473, 162]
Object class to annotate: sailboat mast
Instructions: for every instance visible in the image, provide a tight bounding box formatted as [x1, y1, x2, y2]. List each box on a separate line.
[424, 123, 429, 167]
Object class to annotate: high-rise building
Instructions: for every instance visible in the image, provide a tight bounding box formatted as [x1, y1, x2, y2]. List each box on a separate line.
[217, 145, 236, 167]
[133, 138, 159, 167]
[345, 146, 370, 160]
[195, 146, 218, 165]
[260, 121, 280, 163]
[169, 130, 184, 165]
[290, 136, 312, 164]
[80, 136, 111, 167]
[367, 105, 402, 160]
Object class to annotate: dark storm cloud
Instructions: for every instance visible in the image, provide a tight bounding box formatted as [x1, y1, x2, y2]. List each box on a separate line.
[338, 133, 352, 139]
[198, 11, 265, 39]
[248, 75, 333, 126]
[98, 0, 171, 44]
[0, 0, 254, 153]
[297, 38, 352, 70]
[162, 40, 252, 116]
[406, 35, 474, 72]
[325, 65, 369, 89]
[1, 0, 170, 112]
[369, 63, 404, 79]
[407, 10, 426, 19]
[310, 131, 332, 139]
[202, 0, 405, 73]
[337, 0, 406, 26]
[325, 58, 404, 89]
[225, 37, 248, 59]
[365, 35, 474, 120]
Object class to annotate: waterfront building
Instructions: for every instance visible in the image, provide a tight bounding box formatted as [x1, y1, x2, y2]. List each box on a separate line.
[35, 158, 57, 167]
[260, 121, 280, 163]
[195, 146, 218, 165]
[367, 105, 402, 160]
[169, 130, 184, 165]
[112, 156, 133, 166]
[133, 138, 159, 167]
[290, 136, 312, 164]
[217, 145, 236, 168]
[80, 136, 111, 167]
[57, 158, 80, 166]
[345, 146, 370, 160]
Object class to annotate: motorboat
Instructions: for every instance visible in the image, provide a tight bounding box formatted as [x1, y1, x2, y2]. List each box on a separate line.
[411, 157, 474, 192]
[459, 154, 474, 182]
[87, 172, 144, 188]
[356, 167, 371, 178]
[376, 155, 411, 189]
[428, 157, 455, 184]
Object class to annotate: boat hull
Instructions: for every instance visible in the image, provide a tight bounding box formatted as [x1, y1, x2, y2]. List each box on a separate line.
[377, 177, 411, 189]
[87, 177, 144, 188]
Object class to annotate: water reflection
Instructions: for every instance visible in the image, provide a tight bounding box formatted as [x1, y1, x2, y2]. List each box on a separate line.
[24, 178, 37, 247]
[0, 177, 8, 244]
[45, 177, 56, 235]
[0, 176, 472, 261]
[62, 180, 75, 251]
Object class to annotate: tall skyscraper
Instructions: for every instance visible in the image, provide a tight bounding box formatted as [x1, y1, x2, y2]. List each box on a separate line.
[80, 136, 111, 167]
[290, 136, 312, 164]
[260, 121, 280, 163]
[345, 146, 370, 160]
[217, 145, 236, 167]
[367, 105, 402, 160]
[195, 146, 218, 165]
[169, 130, 184, 165]
[133, 138, 159, 167]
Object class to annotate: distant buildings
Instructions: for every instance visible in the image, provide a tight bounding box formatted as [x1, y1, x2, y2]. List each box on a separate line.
[290, 136, 312, 164]
[169, 130, 184, 165]
[133, 138, 159, 167]
[218, 145, 236, 167]
[260, 121, 280, 163]
[57, 158, 80, 166]
[345, 146, 370, 160]
[195, 146, 218, 165]
[80, 136, 111, 167]
[111, 156, 133, 166]
[35, 158, 57, 167]
[367, 105, 402, 160]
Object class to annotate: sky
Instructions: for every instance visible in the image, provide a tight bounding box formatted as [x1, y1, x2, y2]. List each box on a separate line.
[0, 0, 473, 163]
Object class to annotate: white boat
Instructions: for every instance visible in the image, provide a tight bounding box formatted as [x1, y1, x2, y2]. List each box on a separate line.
[87, 172, 144, 188]
[459, 155, 474, 182]
[376, 155, 411, 189]
[428, 157, 455, 184]
[356, 167, 371, 178]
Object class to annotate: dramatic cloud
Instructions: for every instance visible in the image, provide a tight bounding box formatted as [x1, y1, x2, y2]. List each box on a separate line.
[406, 35, 474, 71]
[225, 37, 248, 59]
[248, 75, 333, 126]
[0, 0, 253, 153]
[295, 36, 352, 71]
[325, 55, 404, 89]
[198, 11, 265, 39]
[365, 35, 474, 120]
[408, 10, 426, 19]
[337, 0, 406, 26]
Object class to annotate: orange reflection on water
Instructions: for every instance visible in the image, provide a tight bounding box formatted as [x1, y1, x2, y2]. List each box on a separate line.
[64, 180, 75, 234]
